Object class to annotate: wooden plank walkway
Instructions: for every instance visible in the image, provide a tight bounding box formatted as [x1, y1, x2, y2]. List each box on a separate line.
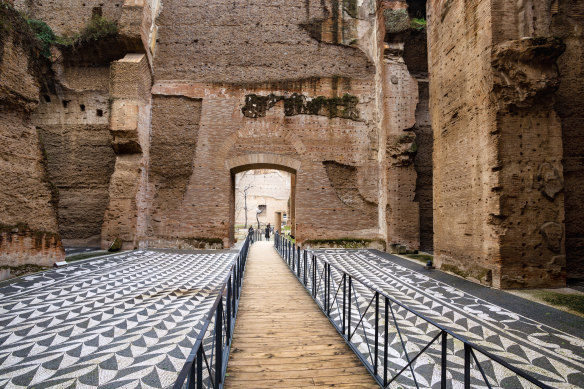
[224, 241, 377, 389]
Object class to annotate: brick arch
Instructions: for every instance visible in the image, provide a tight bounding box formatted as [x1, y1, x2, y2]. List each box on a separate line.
[215, 128, 306, 170]
[226, 154, 301, 175]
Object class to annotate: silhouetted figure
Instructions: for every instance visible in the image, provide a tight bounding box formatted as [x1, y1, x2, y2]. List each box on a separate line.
[265, 223, 271, 240]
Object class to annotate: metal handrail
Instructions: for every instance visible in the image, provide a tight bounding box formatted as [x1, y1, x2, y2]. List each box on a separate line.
[274, 232, 553, 389]
[173, 234, 251, 389]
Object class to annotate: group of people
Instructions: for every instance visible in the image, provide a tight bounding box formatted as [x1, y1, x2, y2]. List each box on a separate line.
[248, 223, 273, 239]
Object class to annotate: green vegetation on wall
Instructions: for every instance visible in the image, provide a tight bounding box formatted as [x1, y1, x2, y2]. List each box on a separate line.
[2, 2, 119, 60]
[26, 18, 55, 58]
[410, 18, 427, 31]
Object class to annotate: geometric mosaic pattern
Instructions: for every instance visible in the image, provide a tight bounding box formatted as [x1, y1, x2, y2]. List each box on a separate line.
[0, 250, 235, 389]
[314, 249, 584, 389]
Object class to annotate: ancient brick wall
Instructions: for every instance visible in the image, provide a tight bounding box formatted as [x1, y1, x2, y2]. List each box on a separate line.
[0, 6, 64, 265]
[429, 0, 569, 288]
[101, 53, 152, 251]
[16, 0, 125, 37]
[150, 77, 381, 247]
[413, 80, 433, 252]
[551, 1, 584, 279]
[33, 64, 115, 248]
[428, 0, 504, 286]
[147, 0, 384, 248]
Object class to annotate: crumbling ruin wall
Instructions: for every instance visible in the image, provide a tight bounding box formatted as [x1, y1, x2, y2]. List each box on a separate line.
[101, 54, 152, 251]
[384, 60, 420, 250]
[0, 4, 64, 265]
[382, 0, 433, 252]
[551, 1, 584, 280]
[149, 0, 383, 248]
[429, 0, 506, 287]
[14, 0, 125, 37]
[33, 63, 115, 247]
[428, 0, 568, 288]
[413, 80, 433, 252]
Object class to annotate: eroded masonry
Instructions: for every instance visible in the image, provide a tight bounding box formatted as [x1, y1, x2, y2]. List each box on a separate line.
[0, 0, 582, 289]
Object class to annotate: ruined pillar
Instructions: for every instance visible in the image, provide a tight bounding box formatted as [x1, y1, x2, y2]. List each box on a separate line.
[101, 54, 152, 250]
[428, 0, 567, 288]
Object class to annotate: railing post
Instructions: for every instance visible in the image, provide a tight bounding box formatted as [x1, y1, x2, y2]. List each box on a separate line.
[215, 302, 223, 387]
[297, 246, 301, 278]
[348, 276, 352, 341]
[232, 267, 236, 312]
[384, 296, 388, 387]
[441, 331, 447, 389]
[464, 343, 471, 389]
[303, 250, 307, 286]
[312, 255, 316, 298]
[327, 263, 331, 315]
[342, 273, 346, 335]
[196, 346, 203, 389]
[324, 263, 328, 312]
[374, 291, 379, 375]
[226, 279, 232, 342]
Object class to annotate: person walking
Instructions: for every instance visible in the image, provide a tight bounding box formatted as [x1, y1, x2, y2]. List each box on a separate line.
[265, 223, 271, 240]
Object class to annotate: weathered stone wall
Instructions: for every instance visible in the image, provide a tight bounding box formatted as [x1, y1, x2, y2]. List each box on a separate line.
[413, 80, 433, 252]
[0, 5, 64, 265]
[151, 78, 381, 247]
[551, 1, 584, 279]
[382, 0, 433, 252]
[384, 60, 420, 250]
[33, 63, 115, 247]
[15, 0, 125, 37]
[429, 0, 507, 287]
[148, 0, 383, 248]
[428, 0, 568, 288]
[102, 53, 152, 251]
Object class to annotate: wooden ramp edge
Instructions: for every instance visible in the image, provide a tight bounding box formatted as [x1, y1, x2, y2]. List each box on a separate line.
[224, 241, 377, 389]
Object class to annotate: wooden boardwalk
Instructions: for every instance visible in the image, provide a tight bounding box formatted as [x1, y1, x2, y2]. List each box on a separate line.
[224, 241, 377, 389]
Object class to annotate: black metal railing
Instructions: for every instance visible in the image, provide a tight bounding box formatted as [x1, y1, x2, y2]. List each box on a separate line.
[249, 229, 263, 243]
[248, 228, 274, 243]
[274, 232, 553, 389]
[173, 234, 251, 389]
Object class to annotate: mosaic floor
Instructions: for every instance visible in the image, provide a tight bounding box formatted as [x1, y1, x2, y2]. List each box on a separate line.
[313, 249, 584, 389]
[0, 250, 236, 389]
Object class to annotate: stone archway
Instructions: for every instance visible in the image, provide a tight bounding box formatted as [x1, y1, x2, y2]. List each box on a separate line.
[228, 154, 299, 245]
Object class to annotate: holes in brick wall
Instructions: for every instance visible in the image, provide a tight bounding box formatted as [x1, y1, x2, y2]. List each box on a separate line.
[62, 100, 70, 108]
[80, 104, 86, 112]
[96, 109, 104, 117]
[43, 95, 51, 103]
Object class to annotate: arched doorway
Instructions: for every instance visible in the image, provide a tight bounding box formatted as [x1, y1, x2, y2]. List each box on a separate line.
[227, 154, 299, 246]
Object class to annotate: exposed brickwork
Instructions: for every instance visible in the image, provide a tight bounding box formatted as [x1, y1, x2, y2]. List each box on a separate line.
[552, 1, 584, 279]
[0, 7, 64, 265]
[101, 54, 152, 251]
[1, 0, 582, 289]
[17, 0, 124, 37]
[428, 0, 570, 288]
[32, 64, 115, 247]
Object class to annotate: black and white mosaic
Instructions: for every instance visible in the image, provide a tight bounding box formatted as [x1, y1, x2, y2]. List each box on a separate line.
[312, 249, 584, 388]
[0, 250, 236, 389]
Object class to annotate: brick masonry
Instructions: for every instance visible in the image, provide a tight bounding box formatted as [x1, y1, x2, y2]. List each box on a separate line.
[0, 0, 582, 288]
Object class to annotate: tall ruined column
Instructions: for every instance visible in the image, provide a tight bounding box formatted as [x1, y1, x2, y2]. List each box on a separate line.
[382, 0, 423, 251]
[429, 0, 567, 288]
[101, 54, 152, 250]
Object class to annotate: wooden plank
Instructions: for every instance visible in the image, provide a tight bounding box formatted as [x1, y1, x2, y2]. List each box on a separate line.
[224, 242, 377, 388]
